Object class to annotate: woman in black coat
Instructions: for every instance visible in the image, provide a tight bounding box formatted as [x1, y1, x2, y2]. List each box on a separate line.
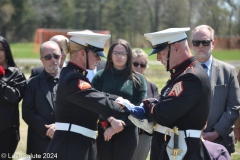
[0, 36, 26, 159]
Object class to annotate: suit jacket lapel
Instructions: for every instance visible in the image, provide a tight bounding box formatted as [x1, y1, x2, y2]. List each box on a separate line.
[39, 72, 54, 110]
[210, 58, 219, 91]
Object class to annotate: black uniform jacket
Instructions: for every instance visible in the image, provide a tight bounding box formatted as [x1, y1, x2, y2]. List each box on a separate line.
[0, 67, 26, 133]
[46, 62, 130, 160]
[22, 71, 56, 154]
[148, 57, 212, 160]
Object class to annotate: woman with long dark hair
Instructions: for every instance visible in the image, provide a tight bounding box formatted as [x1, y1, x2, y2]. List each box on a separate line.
[0, 36, 26, 159]
[92, 39, 147, 160]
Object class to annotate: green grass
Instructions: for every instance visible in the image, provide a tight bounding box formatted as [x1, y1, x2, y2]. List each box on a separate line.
[11, 43, 39, 59]
[10, 43, 240, 61]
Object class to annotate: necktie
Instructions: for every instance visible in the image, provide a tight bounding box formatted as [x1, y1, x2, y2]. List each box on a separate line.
[201, 64, 207, 71]
[201, 63, 208, 76]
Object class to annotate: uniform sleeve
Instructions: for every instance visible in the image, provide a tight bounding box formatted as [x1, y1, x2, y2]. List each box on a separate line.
[213, 67, 240, 138]
[66, 78, 130, 118]
[0, 69, 26, 104]
[22, 80, 49, 139]
[150, 74, 203, 126]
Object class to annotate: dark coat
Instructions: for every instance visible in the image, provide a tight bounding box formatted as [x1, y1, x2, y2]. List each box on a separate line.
[45, 62, 130, 160]
[0, 67, 26, 155]
[22, 71, 56, 154]
[0, 67, 26, 132]
[146, 80, 159, 99]
[147, 57, 212, 160]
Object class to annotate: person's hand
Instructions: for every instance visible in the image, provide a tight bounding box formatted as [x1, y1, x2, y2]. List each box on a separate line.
[234, 128, 240, 143]
[45, 123, 55, 139]
[142, 98, 158, 108]
[104, 127, 116, 141]
[115, 97, 134, 110]
[108, 117, 125, 133]
[202, 131, 220, 141]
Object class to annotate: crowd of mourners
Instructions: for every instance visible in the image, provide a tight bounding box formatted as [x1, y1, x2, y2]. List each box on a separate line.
[0, 24, 239, 160]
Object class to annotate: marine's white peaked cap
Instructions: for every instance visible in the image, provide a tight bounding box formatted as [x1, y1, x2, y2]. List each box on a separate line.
[67, 31, 111, 57]
[144, 27, 190, 55]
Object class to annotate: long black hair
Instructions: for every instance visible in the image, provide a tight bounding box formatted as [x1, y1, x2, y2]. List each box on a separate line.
[0, 36, 17, 67]
[105, 39, 141, 88]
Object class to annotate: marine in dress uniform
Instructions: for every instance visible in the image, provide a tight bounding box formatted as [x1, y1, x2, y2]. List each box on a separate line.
[45, 31, 131, 160]
[130, 28, 212, 160]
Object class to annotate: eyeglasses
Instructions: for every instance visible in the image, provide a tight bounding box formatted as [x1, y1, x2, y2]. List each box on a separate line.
[192, 40, 212, 47]
[112, 51, 128, 57]
[41, 53, 60, 60]
[133, 62, 147, 68]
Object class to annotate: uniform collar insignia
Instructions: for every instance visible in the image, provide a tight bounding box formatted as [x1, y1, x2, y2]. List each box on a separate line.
[170, 57, 195, 76]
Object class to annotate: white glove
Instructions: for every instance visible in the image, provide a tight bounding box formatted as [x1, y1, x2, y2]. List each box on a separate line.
[115, 97, 134, 110]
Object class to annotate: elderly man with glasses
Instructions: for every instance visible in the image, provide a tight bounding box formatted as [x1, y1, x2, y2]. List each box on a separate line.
[191, 24, 240, 155]
[22, 41, 61, 160]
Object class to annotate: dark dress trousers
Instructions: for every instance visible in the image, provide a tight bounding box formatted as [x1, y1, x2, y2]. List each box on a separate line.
[22, 71, 56, 155]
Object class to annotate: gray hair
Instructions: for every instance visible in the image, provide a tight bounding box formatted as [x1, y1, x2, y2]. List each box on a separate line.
[192, 25, 215, 39]
[49, 35, 69, 42]
[132, 48, 148, 64]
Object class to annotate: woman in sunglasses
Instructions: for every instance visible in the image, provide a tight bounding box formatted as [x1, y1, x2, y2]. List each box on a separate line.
[45, 32, 133, 160]
[92, 39, 147, 160]
[0, 36, 26, 158]
[131, 48, 159, 160]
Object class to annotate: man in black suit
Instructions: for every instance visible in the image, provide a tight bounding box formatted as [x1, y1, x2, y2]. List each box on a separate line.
[22, 41, 61, 159]
[29, 35, 69, 78]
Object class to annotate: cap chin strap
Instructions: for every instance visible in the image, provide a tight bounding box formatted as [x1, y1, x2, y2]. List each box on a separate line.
[85, 49, 89, 70]
[166, 45, 171, 71]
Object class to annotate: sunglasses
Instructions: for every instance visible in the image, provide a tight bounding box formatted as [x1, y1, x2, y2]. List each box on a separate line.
[133, 62, 147, 68]
[192, 40, 212, 47]
[41, 53, 60, 60]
